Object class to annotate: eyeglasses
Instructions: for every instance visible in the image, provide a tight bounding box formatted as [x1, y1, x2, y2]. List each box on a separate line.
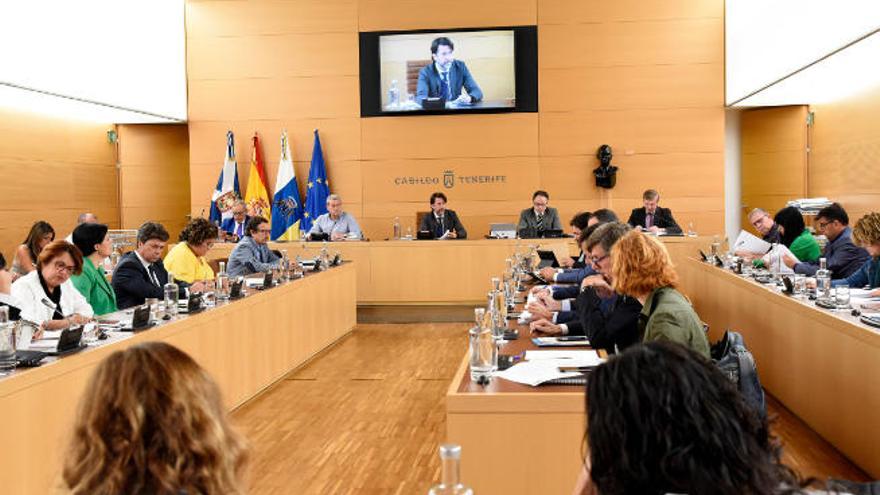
[816, 220, 833, 230]
[590, 254, 609, 264]
[257, 228, 272, 234]
[751, 215, 769, 228]
[52, 261, 76, 274]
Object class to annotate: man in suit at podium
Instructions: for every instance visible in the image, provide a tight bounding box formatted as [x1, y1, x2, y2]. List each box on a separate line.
[416, 37, 483, 106]
[111, 222, 171, 310]
[419, 192, 467, 239]
[220, 200, 251, 242]
[517, 190, 563, 238]
[627, 189, 681, 234]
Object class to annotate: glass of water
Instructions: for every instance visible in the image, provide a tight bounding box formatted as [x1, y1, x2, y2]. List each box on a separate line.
[0, 307, 17, 375]
[793, 274, 806, 298]
[469, 325, 497, 383]
[835, 285, 850, 309]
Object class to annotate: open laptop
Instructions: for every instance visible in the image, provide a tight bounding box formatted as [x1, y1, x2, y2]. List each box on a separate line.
[489, 223, 517, 239]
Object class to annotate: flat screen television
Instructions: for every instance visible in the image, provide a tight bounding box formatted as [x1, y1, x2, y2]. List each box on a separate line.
[359, 26, 538, 117]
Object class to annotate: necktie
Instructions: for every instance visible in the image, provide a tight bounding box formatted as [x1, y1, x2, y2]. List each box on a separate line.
[236, 222, 244, 237]
[536, 213, 544, 231]
[440, 72, 451, 100]
[436, 216, 445, 237]
[148, 264, 160, 286]
[646, 214, 653, 228]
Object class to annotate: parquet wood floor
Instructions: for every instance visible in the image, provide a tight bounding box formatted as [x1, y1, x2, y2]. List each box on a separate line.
[231, 324, 870, 494]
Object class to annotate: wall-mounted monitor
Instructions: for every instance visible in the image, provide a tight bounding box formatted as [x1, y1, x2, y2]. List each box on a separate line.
[359, 26, 538, 117]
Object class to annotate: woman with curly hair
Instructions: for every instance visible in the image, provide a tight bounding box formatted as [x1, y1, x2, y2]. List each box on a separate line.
[611, 230, 709, 357]
[833, 212, 880, 296]
[61, 342, 248, 495]
[163, 217, 219, 292]
[573, 341, 811, 495]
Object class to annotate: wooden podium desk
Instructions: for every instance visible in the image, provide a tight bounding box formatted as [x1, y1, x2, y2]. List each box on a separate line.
[681, 259, 880, 478]
[0, 263, 356, 495]
[446, 318, 598, 495]
[207, 238, 570, 305]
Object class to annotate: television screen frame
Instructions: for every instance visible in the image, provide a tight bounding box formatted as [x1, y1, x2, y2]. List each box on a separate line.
[359, 25, 538, 117]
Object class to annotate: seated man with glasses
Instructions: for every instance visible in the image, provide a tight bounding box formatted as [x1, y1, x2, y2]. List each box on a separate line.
[782, 203, 868, 279]
[227, 216, 282, 277]
[735, 207, 782, 261]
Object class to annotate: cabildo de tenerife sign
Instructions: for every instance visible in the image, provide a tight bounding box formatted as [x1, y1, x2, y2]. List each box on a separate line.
[394, 170, 508, 189]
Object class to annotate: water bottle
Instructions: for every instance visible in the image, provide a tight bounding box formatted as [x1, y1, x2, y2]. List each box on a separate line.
[816, 257, 832, 301]
[215, 262, 230, 300]
[490, 278, 507, 336]
[280, 249, 290, 281]
[164, 271, 179, 317]
[392, 216, 401, 240]
[469, 308, 495, 383]
[388, 79, 400, 108]
[0, 307, 17, 376]
[428, 444, 473, 495]
[320, 241, 330, 269]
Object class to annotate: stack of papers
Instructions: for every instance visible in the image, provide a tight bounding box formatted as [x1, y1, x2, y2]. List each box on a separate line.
[494, 350, 605, 386]
[787, 197, 833, 213]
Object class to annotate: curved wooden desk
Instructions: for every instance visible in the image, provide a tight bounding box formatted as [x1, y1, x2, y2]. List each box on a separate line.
[0, 263, 356, 494]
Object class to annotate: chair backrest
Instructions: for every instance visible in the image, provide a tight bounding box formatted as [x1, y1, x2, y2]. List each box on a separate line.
[415, 211, 430, 231]
[406, 60, 431, 95]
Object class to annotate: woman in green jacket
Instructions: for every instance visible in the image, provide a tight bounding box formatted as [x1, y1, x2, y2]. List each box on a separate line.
[71, 222, 118, 315]
[754, 206, 821, 269]
[611, 230, 710, 358]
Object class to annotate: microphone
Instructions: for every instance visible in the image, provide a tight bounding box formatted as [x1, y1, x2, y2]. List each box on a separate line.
[41, 298, 66, 320]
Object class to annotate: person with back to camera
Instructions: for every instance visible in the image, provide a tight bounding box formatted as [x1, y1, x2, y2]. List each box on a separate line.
[59, 341, 248, 494]
[416, 36, 483, 106]
[571, 341, 817, 495]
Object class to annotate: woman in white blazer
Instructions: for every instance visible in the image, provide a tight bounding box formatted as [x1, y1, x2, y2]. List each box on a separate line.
[11, 240, 93, 332]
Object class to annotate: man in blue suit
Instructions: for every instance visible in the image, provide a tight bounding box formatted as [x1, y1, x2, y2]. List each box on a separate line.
[220, 200, 251, 242]
[416, 37, 483, 106]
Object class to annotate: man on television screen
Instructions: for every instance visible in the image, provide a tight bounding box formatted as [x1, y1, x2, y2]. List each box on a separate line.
[416, 37, 483, 106]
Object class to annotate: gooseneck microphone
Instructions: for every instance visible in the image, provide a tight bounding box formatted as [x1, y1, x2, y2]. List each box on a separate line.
[40, 298, 66, 320]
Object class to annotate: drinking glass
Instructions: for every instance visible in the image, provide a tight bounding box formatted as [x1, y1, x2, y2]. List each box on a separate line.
[793, 274, 806, 297]
[0, 307, 16, 375]
[835, 285, 850, 309]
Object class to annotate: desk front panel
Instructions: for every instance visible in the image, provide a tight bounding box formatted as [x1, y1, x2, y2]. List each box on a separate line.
[0, 264, 356, 495]
[683, 259, 880, 477]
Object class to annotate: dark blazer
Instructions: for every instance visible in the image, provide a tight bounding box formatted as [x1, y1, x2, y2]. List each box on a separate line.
[627, 206, 682, 234]
[419, 209, 468, 239]
[111, 251, 169, 310]
[415, 60, 483, 104]
[517, 207, 563, 237]
[575, 288, 642, 353]
[221, 216, 252, 239]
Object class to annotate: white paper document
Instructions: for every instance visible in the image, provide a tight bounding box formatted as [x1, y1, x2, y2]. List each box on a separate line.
[733, 230, 772, 254]
[761, 244, 799, 274]
[850, 288, 880, 299]
[495, 351, 606, 386]
[525, 350, 604, 366]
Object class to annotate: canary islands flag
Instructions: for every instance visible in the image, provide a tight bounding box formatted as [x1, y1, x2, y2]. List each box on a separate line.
[209, 131, 241, 224]
[271, 130, 304, 240]
[245, 133, 271, 222]
[302, 129, 330, 233]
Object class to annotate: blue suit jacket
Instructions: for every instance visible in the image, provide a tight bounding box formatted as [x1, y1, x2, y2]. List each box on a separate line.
[220, 216, 251, 238]
[416, 60, 483, 104]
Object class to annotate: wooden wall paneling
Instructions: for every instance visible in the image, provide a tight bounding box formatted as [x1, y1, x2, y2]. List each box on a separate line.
[186, 32, 359, 80]
[540, 108, 725, 157]
[185, 0, 359, 38]
[539, 19, 723, 69]
[540, 63, 723, 112]
[357, 0, 536, 31]
[360, 113, 539, 160]
[537, 0, 723, 25]
[740, 106, 808, 231]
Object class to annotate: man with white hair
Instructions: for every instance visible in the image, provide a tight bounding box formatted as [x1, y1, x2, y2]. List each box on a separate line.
[306, 194, 362, 241]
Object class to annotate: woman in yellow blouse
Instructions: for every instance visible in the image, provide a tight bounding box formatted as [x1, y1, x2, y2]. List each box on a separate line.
[164, 218, 218, 293]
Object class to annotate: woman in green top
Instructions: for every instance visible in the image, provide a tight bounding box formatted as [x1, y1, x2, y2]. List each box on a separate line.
[71, 222, 118, 315]
[753, 206, 821, 269]
[611, 230, 710, 358]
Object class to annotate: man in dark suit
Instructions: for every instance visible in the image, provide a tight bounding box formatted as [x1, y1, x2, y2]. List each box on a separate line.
[220, 200, 251, 242]
[627, 189, 682, 234]
[517, 190, 563, 238]
[416, 37, 483, 106]
[419, 192, 467, 239]
[111, 222, 172, 310]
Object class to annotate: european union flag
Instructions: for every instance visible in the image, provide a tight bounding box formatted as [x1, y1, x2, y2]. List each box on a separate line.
[302, 129, 330, 233]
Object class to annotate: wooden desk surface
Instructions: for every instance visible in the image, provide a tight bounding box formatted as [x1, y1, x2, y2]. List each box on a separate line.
[680, 259, 880, 478]
[0, 264, 357, 495]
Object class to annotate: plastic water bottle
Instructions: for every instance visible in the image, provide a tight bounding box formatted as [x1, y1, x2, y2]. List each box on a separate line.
[816, 257, 832, 301]
[392, 216, 401, 240]
[164, 271, 179, 317]
[428, 444, 473, 495]
[215, 262, 230, 300]
[388, 80, 400, 108]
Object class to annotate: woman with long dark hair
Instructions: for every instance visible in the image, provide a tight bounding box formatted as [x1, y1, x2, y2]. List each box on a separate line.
[573, 341, 811, 495]
[755, 207, 820, 269]
[11, 220, 55, 279]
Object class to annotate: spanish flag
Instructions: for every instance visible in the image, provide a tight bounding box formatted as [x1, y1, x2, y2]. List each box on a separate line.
[245, 132, 271, 222]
